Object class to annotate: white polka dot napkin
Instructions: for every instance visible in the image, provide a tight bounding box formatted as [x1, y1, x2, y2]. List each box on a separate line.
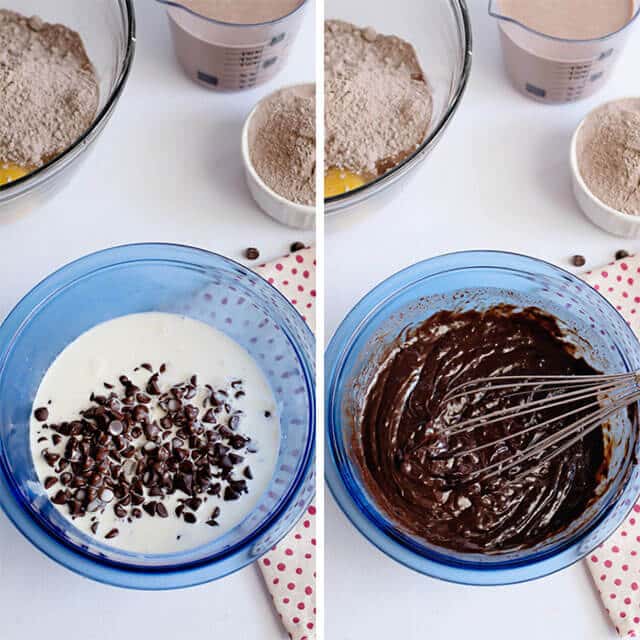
[254, 249, 317, 640]
[584, 254, 640, 638]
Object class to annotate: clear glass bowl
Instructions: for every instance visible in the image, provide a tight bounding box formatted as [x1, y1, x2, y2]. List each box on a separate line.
[0, 0, 136, 219]
[326, 251, 640, 585]
[0, 244, 315, 589]
[324, 0, 472, 217]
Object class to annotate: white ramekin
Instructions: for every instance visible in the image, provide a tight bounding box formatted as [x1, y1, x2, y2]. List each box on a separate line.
[241, 91, 316, 230]
[570, 108, 640, 238]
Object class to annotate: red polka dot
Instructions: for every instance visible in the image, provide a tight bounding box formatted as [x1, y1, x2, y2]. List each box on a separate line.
[591, 555, 599, 563]
[287, 582, 296, 591]
[263, 558, 271, 566]
[275, 263, 283, 271]
[602, 271, 609, 278]
[305, 586, 313, 595]
[309, 505, 316, 515]
[307, 623, 314, 630]
[283, 597, 290, 604]
[632, 582, 638, 591]
[293, 617, 300, 624]
[277, 563, 286, 571]
[615, 579, 622, 586]
[626, 598, 632, 605]
[297, 602, 305, 610]
[622, 263, 629, 270]
[285, 548, 294, 556]
[296, 255, 304, 263]
[296, 568, 303, 575]
[605, 560, 613, 568]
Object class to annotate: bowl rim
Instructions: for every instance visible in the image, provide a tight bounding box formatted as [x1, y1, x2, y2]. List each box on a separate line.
[0, 0, 137, 200]
[0, 242, 316, 589]
[324, 0, 473, 212]
[325, 249, 640, 585]
[570, 97, 640, 228]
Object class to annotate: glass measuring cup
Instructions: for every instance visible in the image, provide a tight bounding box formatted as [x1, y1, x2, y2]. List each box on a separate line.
[156, 0, 309, 91]
[489, 0, 640, 104]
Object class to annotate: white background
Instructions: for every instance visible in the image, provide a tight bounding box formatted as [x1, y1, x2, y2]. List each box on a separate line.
[0, 1, 314, 638]
[325, 2, 640, 639]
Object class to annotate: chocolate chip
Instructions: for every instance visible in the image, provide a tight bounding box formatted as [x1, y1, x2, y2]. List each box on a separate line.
[243, 466, 253, 480]
[42, 450, 59, 467]
[91, 522, 99, 534]
[114, 504, 127, 518]
[571, 254, 586, 267]
[183, 512, 197, 524]
[224, 486, 240, 501]
[290, 241, 305, 252]
[616, 249, 630, 260]
[143, 501, 157, 517]
[245, 247, 260, 260]
[105, 528, 119, 539]
[211, 506, 221, 519]
[52, 434, 62, 446]
[156, 503, 168, 518]
[34, 407, 49, 422]
[264, 411, 271, 418]
[52, 490, 67, 505]
[44, 477, 57, 489]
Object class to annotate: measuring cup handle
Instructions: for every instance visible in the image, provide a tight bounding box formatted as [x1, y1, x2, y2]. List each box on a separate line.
[488, 0, 500, 19]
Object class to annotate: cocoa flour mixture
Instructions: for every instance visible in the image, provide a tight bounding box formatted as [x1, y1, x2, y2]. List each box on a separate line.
[0, 10, 99, 168]
[577, 98, 640, 217]
[325, 20, 433, 178]
[249, 84, 315, 206]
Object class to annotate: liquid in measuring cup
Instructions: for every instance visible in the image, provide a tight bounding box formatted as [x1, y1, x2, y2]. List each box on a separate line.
[489, 0, 640, 104]
[158, 0, 308, 92]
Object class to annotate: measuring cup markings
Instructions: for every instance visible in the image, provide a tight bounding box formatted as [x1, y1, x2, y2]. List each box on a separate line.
[158, 0, 309, 91]
[489, 0, 640, 103]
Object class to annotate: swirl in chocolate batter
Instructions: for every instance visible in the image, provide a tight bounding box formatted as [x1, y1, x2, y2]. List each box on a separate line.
[357, 307, 607, 553]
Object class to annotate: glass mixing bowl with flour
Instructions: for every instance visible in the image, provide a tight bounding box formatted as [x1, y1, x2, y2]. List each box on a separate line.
[0, 0, 135, 219]
[324, 0, 471, 217]
[0, 244, 315, 589]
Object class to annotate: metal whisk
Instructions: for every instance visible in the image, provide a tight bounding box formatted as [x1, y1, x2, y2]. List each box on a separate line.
[421, 371, 640, 483]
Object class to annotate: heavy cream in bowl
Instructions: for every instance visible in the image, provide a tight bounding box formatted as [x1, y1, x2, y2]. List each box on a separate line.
[29, 312, 280, 555]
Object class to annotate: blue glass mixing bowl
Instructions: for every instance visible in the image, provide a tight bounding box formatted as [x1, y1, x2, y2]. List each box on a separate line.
[326, 251, 640, 585]
[0, 244, 315, 589]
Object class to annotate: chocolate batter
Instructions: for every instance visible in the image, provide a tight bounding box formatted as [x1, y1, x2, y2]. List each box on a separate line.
[357, 306, 606, 553]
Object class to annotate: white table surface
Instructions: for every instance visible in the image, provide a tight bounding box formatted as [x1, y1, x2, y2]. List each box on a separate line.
[0, 1, 314, 638]
[325, 2, 640, 639]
